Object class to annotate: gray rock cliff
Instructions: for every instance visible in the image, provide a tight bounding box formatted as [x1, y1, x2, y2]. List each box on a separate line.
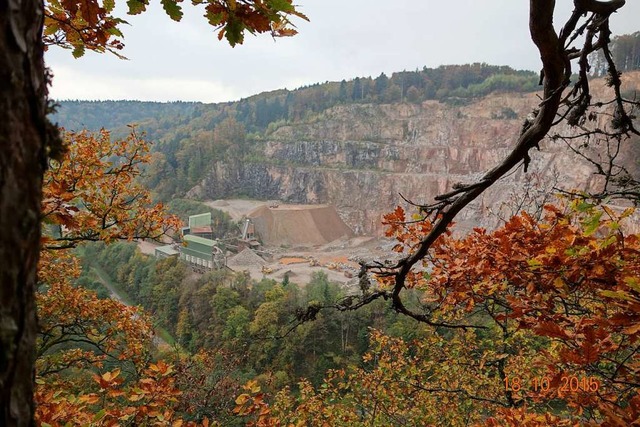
[193, 74, 640, 235]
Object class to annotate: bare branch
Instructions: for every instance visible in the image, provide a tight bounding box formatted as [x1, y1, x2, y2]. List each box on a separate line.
[355, 0, 639, 326]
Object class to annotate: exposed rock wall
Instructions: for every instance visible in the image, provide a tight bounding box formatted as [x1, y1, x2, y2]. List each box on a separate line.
[193, 73, 640, 235]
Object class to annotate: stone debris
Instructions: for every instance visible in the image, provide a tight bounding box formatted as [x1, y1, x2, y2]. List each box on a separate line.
[227, 248, 267, 269]
[248, 204, 353, 246]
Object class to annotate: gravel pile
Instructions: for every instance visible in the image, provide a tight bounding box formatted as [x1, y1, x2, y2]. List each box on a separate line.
[227, 248, 267, 268]
[248, 204, 353, 246]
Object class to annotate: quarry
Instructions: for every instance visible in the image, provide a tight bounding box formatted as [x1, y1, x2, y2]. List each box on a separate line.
[140, 198, 388, 286]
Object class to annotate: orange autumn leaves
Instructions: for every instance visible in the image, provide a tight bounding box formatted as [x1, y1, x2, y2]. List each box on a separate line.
[35, 360, 198, 426]
[42, 128, 181, 250]
[35, 129, 195, 426]
[44, 0, 125, 57]
[237, 202, 640, 425]
[36, 276, 153, 377]
[43, 0, 308, 57]
[35, 278, 221, 426]
[204, 0, 309, 45]
[386, 203, 640, 423]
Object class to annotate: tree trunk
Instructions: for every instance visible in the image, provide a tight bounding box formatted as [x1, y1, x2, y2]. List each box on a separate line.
[0, 1, 47, 425]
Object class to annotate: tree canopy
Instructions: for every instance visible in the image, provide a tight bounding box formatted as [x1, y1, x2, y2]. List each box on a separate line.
[43, 0, 308, 57]
[1, 0, 307, 424]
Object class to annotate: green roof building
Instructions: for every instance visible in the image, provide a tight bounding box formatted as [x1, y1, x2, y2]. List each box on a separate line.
[187, 212, 214, 239]
[189, 213, 211, 229]
[154, 244, 179, 259]
[180, 234, 225, 271]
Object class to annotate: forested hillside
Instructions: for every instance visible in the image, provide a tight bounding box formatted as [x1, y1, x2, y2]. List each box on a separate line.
[51, 100, 201, 134]
[51, 38, 640, 235]
[53, 63, 539, 133]
[80, 241, 426, 385]
[36, 29, 640, 427]
[53, 27, 640, 139]
[50, 63, 548, 209]
[55, 29, 640, 140]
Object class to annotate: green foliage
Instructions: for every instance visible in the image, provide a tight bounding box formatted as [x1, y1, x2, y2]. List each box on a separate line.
[73, 272, 111, 299]
[53, 64, 538, 136]
[160, 0, 183, 21]
[126, 0, 150, 15]
[591, 31, 640, 76]
[78, 241, 436, 393]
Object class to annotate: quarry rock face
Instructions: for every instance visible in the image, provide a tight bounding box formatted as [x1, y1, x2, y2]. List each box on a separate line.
[196, 74, 640, 235]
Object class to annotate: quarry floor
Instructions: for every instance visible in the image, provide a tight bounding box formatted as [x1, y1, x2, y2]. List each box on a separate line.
[139, 199, 394, 287]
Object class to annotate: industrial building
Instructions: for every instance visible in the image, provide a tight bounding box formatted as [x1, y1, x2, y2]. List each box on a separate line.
[183, 212, 214, 239]
[154, 244, 180, 259]
[180, 231, 226, 272]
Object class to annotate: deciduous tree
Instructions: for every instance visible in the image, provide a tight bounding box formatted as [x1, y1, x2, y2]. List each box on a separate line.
[238, 202, 640, 425]
[42, 128, 181, 250]
[1, 4, 54, 424]
[0, 1, 306, 424]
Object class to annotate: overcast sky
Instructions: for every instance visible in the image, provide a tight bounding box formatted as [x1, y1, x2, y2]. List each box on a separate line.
[45, 1, 640, 103]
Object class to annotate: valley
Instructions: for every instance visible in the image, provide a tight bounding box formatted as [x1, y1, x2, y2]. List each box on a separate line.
[43, 55, 640, 425]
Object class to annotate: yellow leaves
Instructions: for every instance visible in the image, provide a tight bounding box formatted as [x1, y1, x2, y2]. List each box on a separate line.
[592, 264, 607, 277]
[233, 380, 282, 425]
[79, 394, 100, 404]
[527, 258, 543, 270]
[148, 360, 174, 376]
[622, 323, 640, 335]
[128, 391, 145, 402]
[235, 393, 250, 406]
[623, 276, 640, 293]
[552, 277, 568, 292]
[42, 129, 181, 251]
[245, 379, 261, 394]
[103, 369, 121, 382]
[94, 368, 122, 389]
[599, 289, 636, 302]
[620, 207, 635, 219]
[368, 201, 640, 424]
